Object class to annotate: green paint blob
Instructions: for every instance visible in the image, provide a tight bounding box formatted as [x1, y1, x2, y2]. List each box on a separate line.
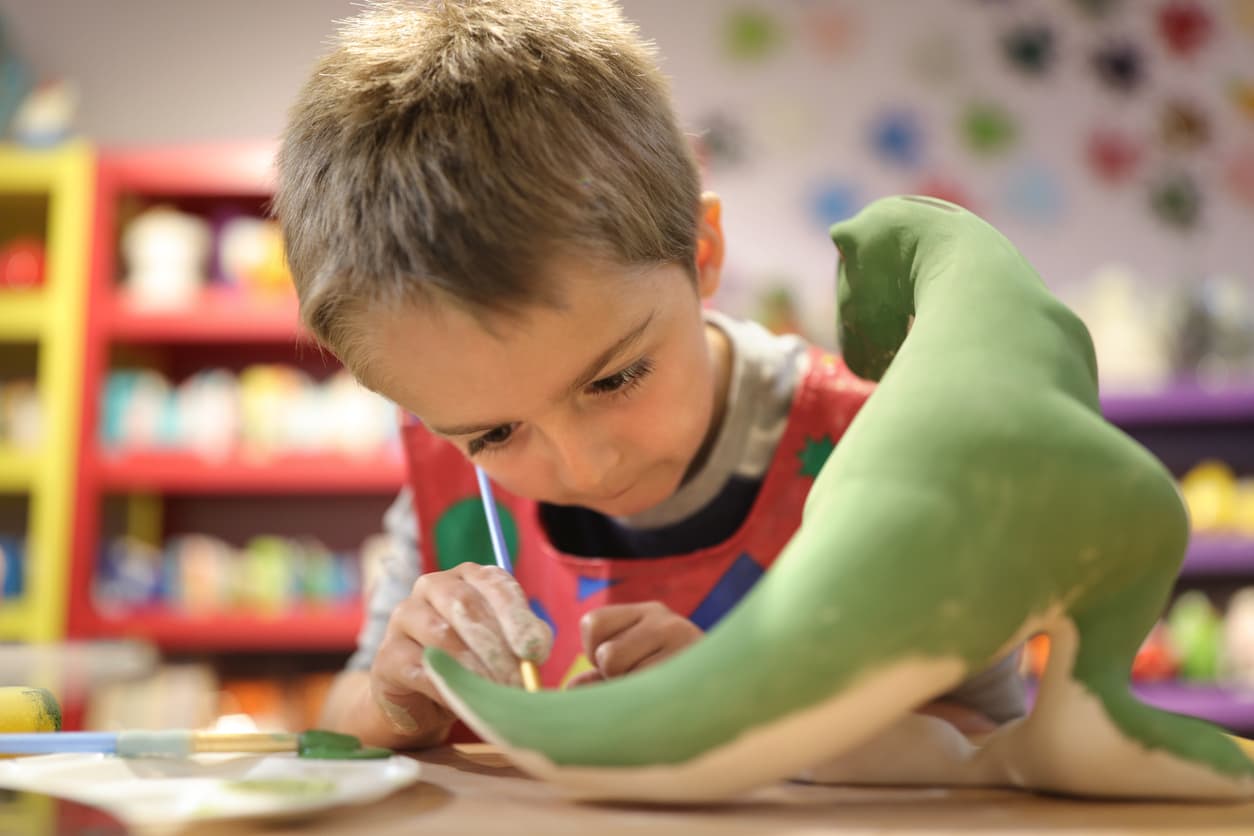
[31, 688, 62, 731]
[226, 779, 336, 796]
[434, 497, 520, 572]
[296, 729, 391, 760]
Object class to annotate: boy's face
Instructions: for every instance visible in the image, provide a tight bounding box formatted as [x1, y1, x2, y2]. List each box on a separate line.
[363, 252, 724, 517]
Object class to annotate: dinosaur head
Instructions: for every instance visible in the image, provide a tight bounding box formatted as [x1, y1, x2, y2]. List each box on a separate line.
[831, 196, 962, 382]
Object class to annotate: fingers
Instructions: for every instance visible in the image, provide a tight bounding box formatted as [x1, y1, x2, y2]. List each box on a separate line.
[421, 567, 521, 685]
[462, 564, 553, 662]
[581, 602, 702, 679]
[580, 602, 647, 658]
[368, 563, 556, 734]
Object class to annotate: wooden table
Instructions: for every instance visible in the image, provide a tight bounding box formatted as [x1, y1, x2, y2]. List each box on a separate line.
[160, 745, 1254, 835]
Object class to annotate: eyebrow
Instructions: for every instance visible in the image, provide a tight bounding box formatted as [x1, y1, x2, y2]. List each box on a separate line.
[428, 311, 655, 437]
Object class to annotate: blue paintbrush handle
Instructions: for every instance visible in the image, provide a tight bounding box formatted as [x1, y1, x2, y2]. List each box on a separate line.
[475, 466, 514, 574]
[0, 732, 118, 754]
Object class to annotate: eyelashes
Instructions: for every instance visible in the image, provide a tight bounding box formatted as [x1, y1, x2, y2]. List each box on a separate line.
[467, 423, 517, 457]
[466, 357, 655, 458]
[586, 357, 654, 396]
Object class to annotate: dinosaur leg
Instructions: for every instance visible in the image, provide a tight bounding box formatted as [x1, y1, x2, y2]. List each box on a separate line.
[995, 563, 1254, 799]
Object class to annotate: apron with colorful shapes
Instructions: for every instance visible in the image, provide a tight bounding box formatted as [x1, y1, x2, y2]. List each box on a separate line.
[402, 347, 873, 688]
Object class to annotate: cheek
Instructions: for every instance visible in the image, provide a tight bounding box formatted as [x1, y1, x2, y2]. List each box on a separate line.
[628, 365, 713, 458]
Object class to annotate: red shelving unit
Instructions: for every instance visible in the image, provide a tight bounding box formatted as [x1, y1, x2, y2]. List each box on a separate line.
[106, 287, 303, 343]
[68, 144, 398, 649]
[95, 450, 405, 494]
[91, 604, 364, 652]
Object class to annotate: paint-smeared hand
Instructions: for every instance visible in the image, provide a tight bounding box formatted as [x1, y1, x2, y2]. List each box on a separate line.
[370, 562, 552, 734]
[568, 601, 703, 688]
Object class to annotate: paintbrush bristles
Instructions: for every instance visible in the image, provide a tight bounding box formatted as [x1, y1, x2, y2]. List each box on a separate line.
[520, 660, 541, 693]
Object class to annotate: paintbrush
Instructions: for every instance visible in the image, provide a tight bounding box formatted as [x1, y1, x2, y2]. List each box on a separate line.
[474, 466, 542, 693]
[0, 729, 390, 759]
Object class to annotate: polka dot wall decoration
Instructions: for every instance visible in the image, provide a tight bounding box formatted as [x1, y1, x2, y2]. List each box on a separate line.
[1148, 169, 1202, 230]
[1091, 40, 1146, 94]
[1086, 128, 1143, 184]
[870, 109, 925, 168]
[1159, 99, 1211, 152]
[1157, 0, 1214, 58]
[724, 8, 784, 63]
[1002, 23, 1056, 76]
[961, 102, 1018, 155]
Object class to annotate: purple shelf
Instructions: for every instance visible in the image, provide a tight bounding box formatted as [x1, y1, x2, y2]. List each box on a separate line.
[1026, 681, 1254, 731]
[1101, 383, 1254, 425]
[1180, 536, 1254, 577]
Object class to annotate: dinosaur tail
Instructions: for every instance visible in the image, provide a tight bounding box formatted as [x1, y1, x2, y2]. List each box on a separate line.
[425, 479, 1036, 801]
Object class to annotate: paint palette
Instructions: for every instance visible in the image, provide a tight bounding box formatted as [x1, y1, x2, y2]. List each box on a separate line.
[0, 751, 421, 827]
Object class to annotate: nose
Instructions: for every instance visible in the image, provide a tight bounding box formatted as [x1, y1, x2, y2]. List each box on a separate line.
[549, 430, 622, 496]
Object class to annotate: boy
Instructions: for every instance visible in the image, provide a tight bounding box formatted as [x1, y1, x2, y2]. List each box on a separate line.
[273, 0, 1024, 750]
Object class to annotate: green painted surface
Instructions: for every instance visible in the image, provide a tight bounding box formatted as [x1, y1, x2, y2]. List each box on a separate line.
[226, 779, 336, 796]
[31, 688, 61, 732]
[297, 729, 391, 760]
[434, 497, 520, 572]
[427, 196, 1254, 782]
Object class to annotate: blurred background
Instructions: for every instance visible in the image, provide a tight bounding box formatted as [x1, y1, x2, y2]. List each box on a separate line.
[0, 0, 1251, 740]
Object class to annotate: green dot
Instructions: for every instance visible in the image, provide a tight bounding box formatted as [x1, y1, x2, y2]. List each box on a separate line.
[433, 497, 521, 572]
[961, 102, 1017, 156]
[725, 9, 783, 62]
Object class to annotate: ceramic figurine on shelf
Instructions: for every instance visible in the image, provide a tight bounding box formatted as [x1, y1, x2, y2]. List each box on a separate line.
[218, 216, 293, 297]
[1224, 589, 1254, 690]
[1068, 265, 1171, 394]
[425, 196, 1254, 803]
[9, 79, 77, 147]
[120, 206, 211, 310]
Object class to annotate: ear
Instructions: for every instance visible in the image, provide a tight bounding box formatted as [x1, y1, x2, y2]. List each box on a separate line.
[695, 192, 724, 301]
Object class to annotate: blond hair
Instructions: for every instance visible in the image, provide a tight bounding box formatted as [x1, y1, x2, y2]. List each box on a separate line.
[273, 0, 701, 381]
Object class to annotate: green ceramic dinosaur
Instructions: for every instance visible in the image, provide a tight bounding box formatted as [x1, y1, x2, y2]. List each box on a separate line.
[426, 196, 1254, 802]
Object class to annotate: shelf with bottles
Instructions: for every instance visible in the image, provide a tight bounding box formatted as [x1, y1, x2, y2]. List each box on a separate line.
[0, 368, 41, 491]
[0, 495, 30, 636]
[1177, 461, 1254, 578]
[1, 172, 54, 341]
[69, 143, 390, 653]
[72, 488, 394, 650]
[85, 516, 386, 651]
[94, 359, 403, 493]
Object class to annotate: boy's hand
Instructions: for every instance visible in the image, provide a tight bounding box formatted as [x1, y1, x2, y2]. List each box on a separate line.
[569, 601, 702, 688]
[369, 563, 552, 734]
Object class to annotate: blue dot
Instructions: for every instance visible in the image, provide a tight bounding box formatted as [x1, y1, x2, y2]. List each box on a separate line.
[870, 110, 924, 168]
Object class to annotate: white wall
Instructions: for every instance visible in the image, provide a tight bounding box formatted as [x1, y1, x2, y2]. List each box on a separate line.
[5, 0, 1251, 344]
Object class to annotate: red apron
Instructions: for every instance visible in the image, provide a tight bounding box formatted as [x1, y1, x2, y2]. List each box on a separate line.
[402, 347, 873, 688]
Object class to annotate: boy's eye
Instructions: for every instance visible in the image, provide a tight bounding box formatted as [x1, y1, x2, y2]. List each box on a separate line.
[468, 423, 516, 456]
[588, 358, 654, 396]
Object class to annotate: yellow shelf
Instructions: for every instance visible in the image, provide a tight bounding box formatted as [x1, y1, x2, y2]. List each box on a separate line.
[0, 445, 41, 491]
[0, 141, 92, 642]
[0, 289, 45, 339]
[0, 142, 89, 193]
[0, 600, 28, 638]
